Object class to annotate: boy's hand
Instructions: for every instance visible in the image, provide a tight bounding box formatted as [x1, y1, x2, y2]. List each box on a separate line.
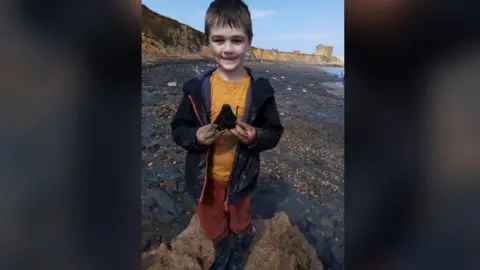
[230, 120, 256, 145]
[196, 124, 225, 146]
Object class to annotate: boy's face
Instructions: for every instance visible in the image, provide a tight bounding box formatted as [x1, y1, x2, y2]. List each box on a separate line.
[208, 26, 250, 72]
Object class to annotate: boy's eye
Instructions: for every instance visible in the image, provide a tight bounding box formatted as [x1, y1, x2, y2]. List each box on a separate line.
[210, 37, 244, 44]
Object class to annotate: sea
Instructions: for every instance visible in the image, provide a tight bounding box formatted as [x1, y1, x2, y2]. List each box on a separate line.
[317, 66, 344, 77]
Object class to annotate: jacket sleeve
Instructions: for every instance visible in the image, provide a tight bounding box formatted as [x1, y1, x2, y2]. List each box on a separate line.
[246, 91, 284, 153]
[170, 92, 207, 152]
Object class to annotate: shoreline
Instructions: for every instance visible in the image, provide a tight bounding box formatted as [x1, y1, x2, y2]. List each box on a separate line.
[142, 56, 344, 69]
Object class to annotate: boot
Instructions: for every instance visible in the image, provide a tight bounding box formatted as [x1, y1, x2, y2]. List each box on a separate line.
[209, 235, 232, 270]
[229, 226, 256, 270]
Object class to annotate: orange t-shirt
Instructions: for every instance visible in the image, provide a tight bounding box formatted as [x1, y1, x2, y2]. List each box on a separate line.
[209, 70, 250, 181]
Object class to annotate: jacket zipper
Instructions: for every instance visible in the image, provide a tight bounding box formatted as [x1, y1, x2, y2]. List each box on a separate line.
[225, 107, 250, 211]
[187, 94, 247, 209]
[187, 95, 209, 204]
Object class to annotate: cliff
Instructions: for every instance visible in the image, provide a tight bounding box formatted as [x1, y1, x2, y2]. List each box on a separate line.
[146, 212, 323, 270]
[142, 5, 210, 60]
[141, 4, 340, 65]
[249, 47, 331, 64]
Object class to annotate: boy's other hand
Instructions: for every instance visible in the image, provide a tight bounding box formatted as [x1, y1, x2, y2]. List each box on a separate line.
[196, 124, 225, 146]
[230, 120, 256, 144]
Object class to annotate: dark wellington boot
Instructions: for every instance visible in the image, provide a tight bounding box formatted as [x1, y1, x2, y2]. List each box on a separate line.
[209, 235, 232, 270]
[229, 227, 256, 270]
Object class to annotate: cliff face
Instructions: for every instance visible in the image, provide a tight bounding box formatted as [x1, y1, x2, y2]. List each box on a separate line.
[142, 5, 208, 59]
[141, 4, 337, 65]
[249, 48, 331, 64]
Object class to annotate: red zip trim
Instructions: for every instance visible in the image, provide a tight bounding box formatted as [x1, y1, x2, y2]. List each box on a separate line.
[224, 185, 230, 211]
[187, 95, 204, 126]
[201, 148, 209, 204]
[224, 145, 240, 212]
[187, 94, 208, 204]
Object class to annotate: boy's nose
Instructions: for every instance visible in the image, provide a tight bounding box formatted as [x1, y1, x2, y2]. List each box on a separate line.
[223, 41, 234, 53]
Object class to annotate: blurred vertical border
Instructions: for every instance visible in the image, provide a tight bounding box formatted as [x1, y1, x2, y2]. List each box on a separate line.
[346, 0, 480, 269]
[0, 1, 141, 270]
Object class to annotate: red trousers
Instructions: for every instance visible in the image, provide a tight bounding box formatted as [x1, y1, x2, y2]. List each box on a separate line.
[197, 179, 252, 241]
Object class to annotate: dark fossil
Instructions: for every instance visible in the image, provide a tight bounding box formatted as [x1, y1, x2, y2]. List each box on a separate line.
[214, 104, 238, 130]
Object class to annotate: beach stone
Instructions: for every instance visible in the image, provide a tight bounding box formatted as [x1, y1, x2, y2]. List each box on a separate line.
[147, 188, 185, 223]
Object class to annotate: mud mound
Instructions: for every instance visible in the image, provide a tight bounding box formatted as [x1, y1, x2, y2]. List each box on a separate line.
[150, 212, 323, 270]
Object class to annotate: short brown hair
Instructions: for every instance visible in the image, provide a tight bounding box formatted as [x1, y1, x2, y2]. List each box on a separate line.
[205, 0, 253, 41]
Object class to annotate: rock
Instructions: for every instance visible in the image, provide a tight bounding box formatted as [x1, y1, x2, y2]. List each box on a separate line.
[330, 243, 344, 264]
[145, 188, 185, 223]
[142, 124, 156, 138]
[250, 180, 290, 219]
[277, 195, 311, 224]
[319, 217, 335, 238]
[149, 212, 323, 270]
[142, 93, 157, 106]
[167, 81, 177, 87]
[192, 67, 201, 74]
[142, 171, 159, 185]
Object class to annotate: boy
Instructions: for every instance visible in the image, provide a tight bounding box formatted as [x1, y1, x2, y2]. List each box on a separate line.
[170, 0, 284, 269]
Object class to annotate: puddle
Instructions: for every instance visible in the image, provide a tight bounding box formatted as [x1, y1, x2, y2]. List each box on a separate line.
[317, 66, 344, 77]
[321, 82, 344, 98]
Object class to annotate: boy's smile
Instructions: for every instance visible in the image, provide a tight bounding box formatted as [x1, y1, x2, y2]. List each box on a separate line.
[208, 26, 250, 76]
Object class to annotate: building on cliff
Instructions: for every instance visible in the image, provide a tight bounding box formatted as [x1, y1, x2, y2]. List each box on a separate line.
[314, 44, 333, 58]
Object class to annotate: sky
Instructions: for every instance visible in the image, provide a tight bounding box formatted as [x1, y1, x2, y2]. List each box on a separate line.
[142, 0, 344, 57]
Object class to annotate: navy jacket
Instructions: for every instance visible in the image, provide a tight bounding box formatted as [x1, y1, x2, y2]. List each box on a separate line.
[170, 67, 284, 207]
